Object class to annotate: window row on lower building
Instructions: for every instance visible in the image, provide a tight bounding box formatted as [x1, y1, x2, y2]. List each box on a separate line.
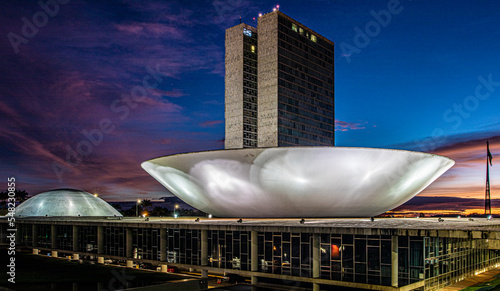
[5, 223, 500, 289]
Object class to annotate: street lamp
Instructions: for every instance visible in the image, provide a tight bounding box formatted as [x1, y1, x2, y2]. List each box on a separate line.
[174, 204, 179, 218]
[136, 200, 141, 217]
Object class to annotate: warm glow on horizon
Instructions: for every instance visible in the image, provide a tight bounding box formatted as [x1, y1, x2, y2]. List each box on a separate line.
[417, 139, 499, 203]
[387, 208, 500, 216]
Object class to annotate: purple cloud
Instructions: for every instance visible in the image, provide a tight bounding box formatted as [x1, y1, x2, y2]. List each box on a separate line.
[199, 120, 224, 127]
[335, 119, 367, 131]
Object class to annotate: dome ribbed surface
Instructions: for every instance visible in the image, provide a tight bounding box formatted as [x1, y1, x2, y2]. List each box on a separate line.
[14, 189, 122, 217]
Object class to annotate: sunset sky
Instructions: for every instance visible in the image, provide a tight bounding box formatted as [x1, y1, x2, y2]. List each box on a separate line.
[1, 0, 499, 213]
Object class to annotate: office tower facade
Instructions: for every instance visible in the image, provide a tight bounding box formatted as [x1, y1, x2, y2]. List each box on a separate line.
[225, 11, 334, 149]
[225, 24, 259, 149]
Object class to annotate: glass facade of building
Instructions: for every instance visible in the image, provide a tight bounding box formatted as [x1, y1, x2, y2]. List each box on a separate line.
[423, 237, 500, 290]
[276, 15, 334, 147]
[56, 224, 73, 251]
[36, 224, 52, 249]
[166, 228, 201, 265]
[242, 28, 258, 148]
[5, 221, 500, 290]
[80, 225, 97, 253]
[104, 226, 125, 257]
[207, 230, 251, 270]
[226, 11, 334, 149]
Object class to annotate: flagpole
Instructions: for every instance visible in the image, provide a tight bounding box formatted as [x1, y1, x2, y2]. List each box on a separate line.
[485, 141, 491, 215]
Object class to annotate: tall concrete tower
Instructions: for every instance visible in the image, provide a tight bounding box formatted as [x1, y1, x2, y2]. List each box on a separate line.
[225, 11, 334, 149]
[225, 23, 258, 149]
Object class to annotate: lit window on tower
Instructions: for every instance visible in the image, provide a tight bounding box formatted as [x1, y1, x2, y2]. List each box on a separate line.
[251, 45, 256, 53]
[292, 23, 298, 32]
[311, 34, 317, 42]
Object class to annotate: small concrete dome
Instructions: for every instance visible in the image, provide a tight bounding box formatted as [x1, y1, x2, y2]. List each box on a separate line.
[14, 189, 122, 218]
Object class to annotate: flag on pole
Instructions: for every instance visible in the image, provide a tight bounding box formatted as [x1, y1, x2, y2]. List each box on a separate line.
[487, 141, 493, 166]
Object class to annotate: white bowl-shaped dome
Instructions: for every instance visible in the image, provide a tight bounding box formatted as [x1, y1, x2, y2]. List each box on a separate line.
[14, 189, 123, 218]
[142, 147, 454, 218]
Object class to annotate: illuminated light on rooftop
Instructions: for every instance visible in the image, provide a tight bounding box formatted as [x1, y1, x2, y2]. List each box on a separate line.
[142, 147, 454, 218]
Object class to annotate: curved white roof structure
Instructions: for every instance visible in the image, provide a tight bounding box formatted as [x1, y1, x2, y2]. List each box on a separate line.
[142, 147, 454, 218]
[14, 189, 123, 218]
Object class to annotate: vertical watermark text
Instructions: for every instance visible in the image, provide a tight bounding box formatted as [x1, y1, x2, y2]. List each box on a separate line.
[6, 177, 16, 284]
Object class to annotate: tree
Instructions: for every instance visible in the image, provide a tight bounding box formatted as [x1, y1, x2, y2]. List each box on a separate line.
[16, 190, 29, 202]
[123, 205, 141, 217]
[141, 199, 152, 210]
[110, 203, 124, 215]
[0, 189, 30, 208]
[0, 191, 7, 209]
[151, 206, 169, 217]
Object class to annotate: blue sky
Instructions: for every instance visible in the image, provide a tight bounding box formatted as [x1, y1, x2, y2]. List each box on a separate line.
[1, 0, 499, 212]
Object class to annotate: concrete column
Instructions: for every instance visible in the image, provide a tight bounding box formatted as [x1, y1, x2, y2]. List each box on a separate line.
[51, 225, 57, 250]
[313, 234, 320, 278]
[72, 225, 79, 252]
[33, 249, 39, 255]
[251, 231, 258, 271]
[313, 234, 321, 291]
[32, 224, 38, 247]
[126, 228, 133, 258]
[97, 226, 104, 255]
[392, 235, 399, 288]
[51, 250, 58, 257]
[98, 257, 104, 264]
[73, 253, 80, 260]
[201, 269, 208, 279]
[251, 276, 258, 291]
[160, 228, 167, 261]
[126, 260, 134, 268]
[201, 230, 209, 280]
[201, 230, 208, 266]
[161, 264, 168, 272]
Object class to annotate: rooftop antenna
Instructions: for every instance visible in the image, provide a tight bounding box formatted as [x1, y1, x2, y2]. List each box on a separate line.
[239, 7, 242, 24]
